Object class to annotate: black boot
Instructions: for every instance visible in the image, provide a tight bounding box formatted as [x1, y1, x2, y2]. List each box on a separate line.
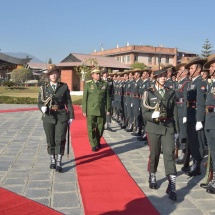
[56, 154, 63, 172]
[206, 172, 215, 194]
[125, 123, 133, 132]
[166, 175, 177, 201]
[175, 152, 185, 165]
[50, 155, 56, 169]
[149, 173, 157, 189]
[131, 127, 141, 136]
[181, 150, 191, 172]
[187, 160, 201, 177]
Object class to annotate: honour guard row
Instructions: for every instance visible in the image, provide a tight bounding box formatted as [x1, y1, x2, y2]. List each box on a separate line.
[81, 53, 215, 201]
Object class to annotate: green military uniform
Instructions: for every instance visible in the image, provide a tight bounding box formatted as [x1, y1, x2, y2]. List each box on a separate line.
[38, 82, 74, 155]
[142, 86, 179, 176]
[82, 79, 111, 149]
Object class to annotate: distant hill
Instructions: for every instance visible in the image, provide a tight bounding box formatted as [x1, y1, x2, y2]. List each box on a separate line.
[4, 52, 45, 63]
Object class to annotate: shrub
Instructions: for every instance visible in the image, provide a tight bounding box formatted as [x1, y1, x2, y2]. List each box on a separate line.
[2, 80, 15, 87]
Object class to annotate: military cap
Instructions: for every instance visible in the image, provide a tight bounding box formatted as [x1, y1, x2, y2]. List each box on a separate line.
[91, 68, 101, 74]
[203, 54, 215, 68]
[46, 64, 61, 76]
[141, 67, 151, 72]
[101, 67, 108, 74]
[175, 57, 190, 71]
[151, 64, 166, 77]
[185, 56, 207, 69]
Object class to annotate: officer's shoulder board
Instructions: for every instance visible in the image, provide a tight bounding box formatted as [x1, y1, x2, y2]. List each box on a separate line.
[86, 80, 92, 83]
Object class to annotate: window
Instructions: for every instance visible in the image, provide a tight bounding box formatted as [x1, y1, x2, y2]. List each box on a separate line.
[122, 56, 126, 63]
[116, 57, 120, 62]
[126, 55, 130, 63]
[166, 57, 169, 63]
[134, 56, 138, 62]
[148, 57, 152, 63]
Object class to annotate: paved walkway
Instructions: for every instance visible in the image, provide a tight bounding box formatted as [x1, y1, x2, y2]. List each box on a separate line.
[0, 104, 214, 215]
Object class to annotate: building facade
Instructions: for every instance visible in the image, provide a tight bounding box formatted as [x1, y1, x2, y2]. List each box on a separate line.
[90, 45, 197, 66]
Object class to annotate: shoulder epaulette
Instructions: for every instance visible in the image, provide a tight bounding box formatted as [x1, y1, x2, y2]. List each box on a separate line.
[86, 80, 92, 83]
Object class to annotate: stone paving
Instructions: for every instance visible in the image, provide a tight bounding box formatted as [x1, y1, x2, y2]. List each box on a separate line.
[0, 104, 215, 215]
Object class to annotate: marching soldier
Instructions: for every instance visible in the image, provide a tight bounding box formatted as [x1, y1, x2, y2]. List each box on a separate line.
[174, 58, 191, 165]
[138, 67, 152, 141]
[38, 64, 74, 172]
[202, 54, 215, 194]
[101, 68, 113, 131]
[142, 66, 179, 201]
[131, 68, 143, 136]
[125, 70, 134, 132]
[182, 57, 207, 176]
[82, 68, 111, 152]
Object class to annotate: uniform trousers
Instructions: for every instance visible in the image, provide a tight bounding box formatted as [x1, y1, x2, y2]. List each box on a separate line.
[205, 129, 215, 170]
[187, 122, 204, 163]
[147, 130, 176, 176]
[43, 120, 68, 155]
[87, 115, 105, 147]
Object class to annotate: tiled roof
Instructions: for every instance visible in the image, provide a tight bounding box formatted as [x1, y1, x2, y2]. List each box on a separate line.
[58, 53, 130, 69]
[0, 53, 31, 65]
[27, 62, 48, 69]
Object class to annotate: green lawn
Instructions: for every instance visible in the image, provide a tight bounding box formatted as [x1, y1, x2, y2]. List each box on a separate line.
[0, 86, 82, 101]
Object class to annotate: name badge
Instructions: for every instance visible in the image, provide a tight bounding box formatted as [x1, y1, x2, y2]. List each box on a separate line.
[190, 85, 195, 90]
[150, 97, 157, 100]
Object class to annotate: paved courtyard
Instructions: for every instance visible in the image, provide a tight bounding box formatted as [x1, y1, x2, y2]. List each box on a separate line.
[0, 104, 214, 215]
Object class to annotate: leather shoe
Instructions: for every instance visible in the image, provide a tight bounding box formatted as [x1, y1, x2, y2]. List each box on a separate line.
[56, 166, 62, 173]
[50, 163, 56, 169]
[92, 147, 98, 152]
[206, 186, 215, 194]
[107, 127, 113, 131]
[200, 183, 209, 189]
[187, 169, 201, 177]
[181, 166, 190, 172]
[137, 136, 147, 141]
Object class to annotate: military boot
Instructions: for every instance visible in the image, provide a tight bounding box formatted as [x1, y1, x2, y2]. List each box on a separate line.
[166, 175, 177, 201]
[181, 150, 191, 172]
[56, 154, 63, 173]
[206, 172, 215, 194]
[125, 123, 133, 132]
[149, 173, 157, 189]
[131, 127, 141, 136]
[175, 152, 185, 165]
[50, 155, 56, 169]
[187, 160, 201, 177]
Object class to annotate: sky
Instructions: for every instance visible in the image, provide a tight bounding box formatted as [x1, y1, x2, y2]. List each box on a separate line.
[0, 0, 214, 63]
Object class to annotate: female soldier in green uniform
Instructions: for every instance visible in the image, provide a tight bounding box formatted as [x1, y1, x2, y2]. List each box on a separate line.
[142, 66, 179, 201]
[38, 64, 74, 172]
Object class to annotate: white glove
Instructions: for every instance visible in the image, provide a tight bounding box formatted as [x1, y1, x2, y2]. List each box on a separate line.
[183, 117, 187, 123]
[68, 119, 73, 124]
[196, 121, 203, 131]
[151, 111, 160, 119]
[174, 133, 179, 142]
[41, 106, 47, 113]
[131, 103, 133, 107]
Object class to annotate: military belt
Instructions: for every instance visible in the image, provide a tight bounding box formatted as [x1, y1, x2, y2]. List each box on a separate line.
[187, 100, 196, 108]
[176, 98, 185, 103]
[206, 106, 215, 113]
[50, 105, 65, 111]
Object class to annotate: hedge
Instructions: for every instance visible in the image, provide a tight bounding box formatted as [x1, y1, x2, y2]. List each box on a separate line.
[0, 96, 82, 105]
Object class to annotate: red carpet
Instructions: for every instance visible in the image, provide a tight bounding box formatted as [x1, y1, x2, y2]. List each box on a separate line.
[0, 187, 62, 215]
[71, 106, 159, 215]
[0, 107, 38, 113]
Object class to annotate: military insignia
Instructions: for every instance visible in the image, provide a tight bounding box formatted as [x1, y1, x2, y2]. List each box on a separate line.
[177, 84, 182, 89]
[101, 86, 106, 90]
[201, 86, 206, 90]
[170, 85, 173, 89]
[211, 87, 215, 95]
[90, 85, 94, 90]
[190, 85, 195, 90]
[150, 97, 157, 100]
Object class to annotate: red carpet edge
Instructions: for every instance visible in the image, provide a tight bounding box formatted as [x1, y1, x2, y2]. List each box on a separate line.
[71, 105, 159, 215]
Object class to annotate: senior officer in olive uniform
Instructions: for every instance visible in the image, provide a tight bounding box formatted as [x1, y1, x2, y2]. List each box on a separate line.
[183, 57, 207, 177]
[202, 54, 215, 194]
[142, 66, 179, 201]
[38, 64, 74, 172]
[82, 68, 111, 152]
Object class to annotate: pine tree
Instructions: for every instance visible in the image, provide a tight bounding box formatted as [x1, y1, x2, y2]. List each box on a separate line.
[201, 39, 213, 58]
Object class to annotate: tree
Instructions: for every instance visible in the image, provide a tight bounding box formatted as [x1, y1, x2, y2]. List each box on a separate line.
[11, 68, 33, 83]
[74, 58, 99, 81]
[130, 61, 146, 70]
[201, 39, 213, 58]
